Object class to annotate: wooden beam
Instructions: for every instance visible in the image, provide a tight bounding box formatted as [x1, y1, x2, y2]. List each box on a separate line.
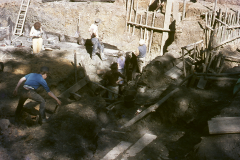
[181, 40, 203, 49]
[121, 88, 179, 128]
[127, 22, 171, 32]
[208, 118, 240, 134]
[214, 35, 240, 49]
[90, 81, 123, 97]
[58, 77, 88, 98]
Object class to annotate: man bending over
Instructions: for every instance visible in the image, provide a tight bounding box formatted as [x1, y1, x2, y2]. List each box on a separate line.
[13, 66, 61, 124]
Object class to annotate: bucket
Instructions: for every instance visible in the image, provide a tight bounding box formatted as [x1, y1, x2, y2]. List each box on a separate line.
[124, 95, 135, 108]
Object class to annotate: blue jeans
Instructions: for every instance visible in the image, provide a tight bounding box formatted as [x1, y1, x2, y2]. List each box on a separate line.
[15, 88, 46, 122]
[91, 37, 105, 58]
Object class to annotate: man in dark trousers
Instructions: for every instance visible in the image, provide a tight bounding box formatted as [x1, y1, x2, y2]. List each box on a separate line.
[13, 66, 61, 124]
[103, 63, 125, 100]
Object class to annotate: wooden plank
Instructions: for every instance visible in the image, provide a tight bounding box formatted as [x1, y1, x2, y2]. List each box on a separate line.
[208, 119, 240, 134]
[127, 22, 171, 32]
[181, 40, 203, 49]
[58, 77, 88, 98]
[160, 0, 173, 56]
[101, 141, 132, 160]
[122, 133, 157, 158]
[121, 88, 179, 128]
[165, 66, 182, 79]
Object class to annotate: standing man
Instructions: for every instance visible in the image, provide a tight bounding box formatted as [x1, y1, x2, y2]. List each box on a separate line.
[103, 63, 125, 100]
[134, 39, 147, 73]
[117, 51, 126, 85]
[30, 22, 44, 53]
[13, 66, 61, 124]
[88, 18, 107, 60]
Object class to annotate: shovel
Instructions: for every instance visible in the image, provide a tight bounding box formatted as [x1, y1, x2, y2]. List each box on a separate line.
[197, 63, 207, 89]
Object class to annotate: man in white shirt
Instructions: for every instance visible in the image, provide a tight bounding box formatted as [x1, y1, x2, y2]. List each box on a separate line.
[30, 22, 43, 54]
[88, 19, 107, 60]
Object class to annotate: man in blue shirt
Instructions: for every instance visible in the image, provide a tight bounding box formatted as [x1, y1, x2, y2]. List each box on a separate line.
[134, 39, 147, 73]
[13, 66, 61, 124]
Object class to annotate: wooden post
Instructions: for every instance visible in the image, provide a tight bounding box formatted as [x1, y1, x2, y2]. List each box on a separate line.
[182, 48, 186, 77]
[160, 0, 173, 56]
[148, 11, 156, 53]
[125, 0, 130, 31]
[128, 0, 134, 32]
[132, 0, 139, 36]
[182, 0, 187, 20]
[222, 8, 228, 42]
[205, 12, 208, 48]
[140, 15, 143, 38]
[193, 44, 196, 61]
[212, 0, 218, 25]
[144, 8, 149, 41]
[74, 50, 77, 83]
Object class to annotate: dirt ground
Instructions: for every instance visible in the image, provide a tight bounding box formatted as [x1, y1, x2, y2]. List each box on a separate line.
[0, 37, 240, 160]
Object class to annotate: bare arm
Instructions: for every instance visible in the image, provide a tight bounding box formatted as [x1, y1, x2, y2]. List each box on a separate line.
[48, 91, 61, 105]
[13, 77, 26, 95]
[134, 50, 139, 56]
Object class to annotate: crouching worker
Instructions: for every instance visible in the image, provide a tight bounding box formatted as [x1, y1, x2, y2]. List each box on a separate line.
[13, 66, 61, 124]
[103, 63, 125, 100]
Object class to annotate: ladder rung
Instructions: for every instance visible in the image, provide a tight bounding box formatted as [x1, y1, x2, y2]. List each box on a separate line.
[16, 29, 22, 30]
[22, 4, 28, 6]
[19, 14, 25, 15]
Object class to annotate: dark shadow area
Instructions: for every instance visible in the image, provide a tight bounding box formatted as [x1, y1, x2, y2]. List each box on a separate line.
[163, 20, 176, 53]
[149, 0, 159, 11]
[0, 45, 105, 159]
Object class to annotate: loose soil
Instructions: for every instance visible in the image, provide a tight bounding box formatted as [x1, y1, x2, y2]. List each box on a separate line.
[0, 39, 240, 160]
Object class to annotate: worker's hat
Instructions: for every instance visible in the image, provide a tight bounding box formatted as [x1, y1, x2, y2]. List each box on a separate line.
[94, 18, 101, 25]
[139, 39, 145, 45]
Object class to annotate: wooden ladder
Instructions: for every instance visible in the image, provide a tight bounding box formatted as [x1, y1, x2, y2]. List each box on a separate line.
[13, 0, 30, 36]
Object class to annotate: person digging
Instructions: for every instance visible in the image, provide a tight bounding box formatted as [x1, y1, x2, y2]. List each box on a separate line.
[13, 66, 61, 124]
[103, 63, 125, 100]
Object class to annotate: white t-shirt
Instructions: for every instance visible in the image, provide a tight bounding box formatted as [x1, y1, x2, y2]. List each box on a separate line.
[30, 26, 43, 37]
[89, 24, 99, 38]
